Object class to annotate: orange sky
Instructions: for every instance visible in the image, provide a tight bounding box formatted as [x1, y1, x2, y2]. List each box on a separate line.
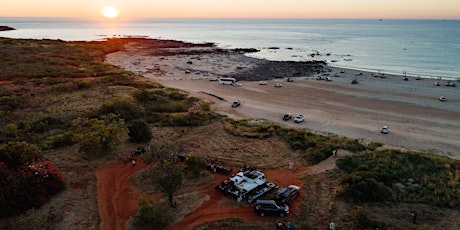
[1, 0, 459, 19]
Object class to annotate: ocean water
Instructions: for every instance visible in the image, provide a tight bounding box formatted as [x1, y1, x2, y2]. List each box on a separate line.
[1, 18, 459, 79]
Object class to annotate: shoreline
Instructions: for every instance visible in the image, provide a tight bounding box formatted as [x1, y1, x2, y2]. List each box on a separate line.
[105, 38, 460, 159]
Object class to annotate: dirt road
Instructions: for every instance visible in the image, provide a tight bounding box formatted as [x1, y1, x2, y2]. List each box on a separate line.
[97, 156, 146, 230]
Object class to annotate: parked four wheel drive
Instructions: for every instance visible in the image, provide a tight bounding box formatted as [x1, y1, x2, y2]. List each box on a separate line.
[274, 185, 300, 205]
[254, 199, 289, 217]
[380, 126, 389, 134]
[232, 100, 241, 107]
[282, 113, 292, 121]
[293, 114, 304, 123]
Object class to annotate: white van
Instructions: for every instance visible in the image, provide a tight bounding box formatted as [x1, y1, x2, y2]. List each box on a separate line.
[218, 77, 236, 85]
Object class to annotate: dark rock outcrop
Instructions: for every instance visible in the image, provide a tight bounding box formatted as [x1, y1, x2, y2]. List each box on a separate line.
[230, 60, 326, 81]
[0, 26, 15, 31]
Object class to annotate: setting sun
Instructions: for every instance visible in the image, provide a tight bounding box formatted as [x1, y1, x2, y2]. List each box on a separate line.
[102, 6, 118, 19]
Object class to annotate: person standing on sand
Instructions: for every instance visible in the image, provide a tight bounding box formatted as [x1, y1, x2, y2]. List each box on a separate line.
[132, 159, 136, 167]
[289, 160, 293, 170]
[411, 211, 417, 224]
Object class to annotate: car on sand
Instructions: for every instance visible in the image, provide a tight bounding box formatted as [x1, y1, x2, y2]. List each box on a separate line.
[259, 81, 268, 85]
[439, 96, 446, 101]
[232, 100, 241, 107]
[254, 200, 289, 217]
[293, 115, 304, 123]
[381, 126, 389, 134]
[282, 113, 292, 121]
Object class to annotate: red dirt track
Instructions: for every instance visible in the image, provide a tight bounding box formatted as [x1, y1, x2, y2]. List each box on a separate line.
[97, 156, 146, 230]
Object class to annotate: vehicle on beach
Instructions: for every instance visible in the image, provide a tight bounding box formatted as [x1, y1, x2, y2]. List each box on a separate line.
[355, 72, 362, 76]
[146, 66, 158, 71]
[416, 76, 422, 80]
[293, 115, 304, 123]
[254, 199, 289, 217]
[434, 81, 440, 86]
[259, 81, 268, 85]
[274, 83, 283, 87]
[439, 96, 446, 101]
[287, 77, 294, 82]
[282, 113, 292, 121]
[316, 76, 325, 80]
[445, 81, 456, 87]
[218, 77, 237, 85]
[131, 60, 140, 65]
[274, 185, 300, 205]
[232, 83, 242, 87]
[381, 126, 389, 134]
[351, 79, 358, 84]
[325, 77, 332, 81]
[232, 100, 241, 107]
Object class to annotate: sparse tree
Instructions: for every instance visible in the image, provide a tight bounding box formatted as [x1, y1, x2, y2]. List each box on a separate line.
[72, 113, 126, 157]
[149, 161, 183, 207]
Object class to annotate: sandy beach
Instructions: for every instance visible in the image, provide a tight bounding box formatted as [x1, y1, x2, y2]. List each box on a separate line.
[105, 41, 460, 159]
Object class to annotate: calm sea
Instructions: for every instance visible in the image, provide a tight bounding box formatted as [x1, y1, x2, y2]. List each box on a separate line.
[1, 18, 459, 79]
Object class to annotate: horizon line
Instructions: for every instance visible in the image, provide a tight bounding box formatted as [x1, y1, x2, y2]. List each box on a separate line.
[1, 16, 459, 21]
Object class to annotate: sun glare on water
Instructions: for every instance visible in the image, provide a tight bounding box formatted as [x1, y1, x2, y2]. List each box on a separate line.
[102, 6, 119, 19]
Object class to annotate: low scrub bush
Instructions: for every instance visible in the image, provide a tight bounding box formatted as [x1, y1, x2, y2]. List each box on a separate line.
[131, 197, 173, 230]
[350, 206, 385, 229]
[185, 155, 207, 177]
[42, 133, 75, 149]
[99, 97, 144, 122]
[224, 119, 280, 139]
[336, 149, 460, 208]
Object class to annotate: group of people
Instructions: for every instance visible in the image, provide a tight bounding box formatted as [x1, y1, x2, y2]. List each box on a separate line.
[117, 144, 151, 168]
[118, 152, 137, 167]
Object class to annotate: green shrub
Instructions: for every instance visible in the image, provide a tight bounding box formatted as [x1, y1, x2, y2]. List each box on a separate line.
[99, 97, 144, 122]
[339, 171, 392, 202]
[350, 206, 384, 229]
[367, 141, 383, 151]
[0, 141, 42, 169]
[131, 197, 173, 230]
[303, 146, 335, 165]
[42, 133, 75, 149]
[185, 155, 207, 177]
[76, 80, 92, 90]
[128, 120, 153, 143]
[337, 149, 460, 208]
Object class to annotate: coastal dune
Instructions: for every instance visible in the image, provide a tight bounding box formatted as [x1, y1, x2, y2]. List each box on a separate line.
[106, 41, 460, 159]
